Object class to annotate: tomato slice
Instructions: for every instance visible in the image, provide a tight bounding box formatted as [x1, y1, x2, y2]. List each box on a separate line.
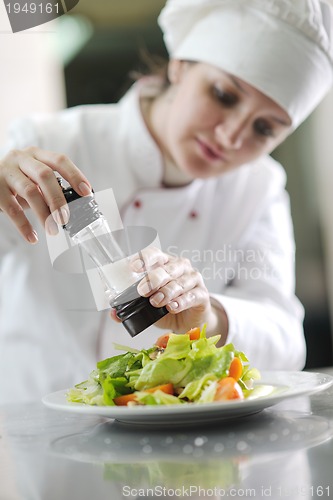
[113, 393, 138, 406]
[155, 328, 201, 349]
[185, 327, 201, 340]
[144, 383, 174, 395]
[229, 357, 243, 381]
[114, 383, 174, 406]
[214, 377, 244, 401]
[155, 333, 171, 349]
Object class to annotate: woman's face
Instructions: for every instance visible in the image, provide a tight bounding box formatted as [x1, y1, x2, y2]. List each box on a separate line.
[152, 61, 292, 178]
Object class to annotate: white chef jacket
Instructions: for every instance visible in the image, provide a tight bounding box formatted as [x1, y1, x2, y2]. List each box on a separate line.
[0, 80, 306, 404]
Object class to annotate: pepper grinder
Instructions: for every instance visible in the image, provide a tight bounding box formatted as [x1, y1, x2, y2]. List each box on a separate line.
[58, 178, 168, 336]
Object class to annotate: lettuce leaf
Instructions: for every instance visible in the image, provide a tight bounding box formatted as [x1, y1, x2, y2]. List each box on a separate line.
[135, 390, 182, 405]
[67, 325, 260, 406]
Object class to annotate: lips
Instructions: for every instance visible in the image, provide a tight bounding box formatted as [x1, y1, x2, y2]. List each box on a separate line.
[195, 137, 226, 162]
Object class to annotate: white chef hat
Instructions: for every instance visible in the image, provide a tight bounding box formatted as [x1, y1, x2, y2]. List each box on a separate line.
[158, 0, 333, 128]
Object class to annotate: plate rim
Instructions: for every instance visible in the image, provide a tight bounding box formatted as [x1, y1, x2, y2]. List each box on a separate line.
[42, 371, 333, 422]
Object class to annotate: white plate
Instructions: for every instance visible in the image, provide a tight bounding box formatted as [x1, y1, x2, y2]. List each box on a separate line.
[42, 371, 333, 426]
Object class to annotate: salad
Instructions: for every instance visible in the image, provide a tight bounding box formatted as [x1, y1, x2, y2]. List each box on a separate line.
[67, 326, 260, 406]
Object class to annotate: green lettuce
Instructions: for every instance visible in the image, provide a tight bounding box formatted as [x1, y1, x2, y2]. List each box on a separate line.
[67, 326, 260, 406]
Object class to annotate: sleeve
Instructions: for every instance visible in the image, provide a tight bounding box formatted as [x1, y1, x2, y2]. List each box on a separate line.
[211, 185, 306, 371]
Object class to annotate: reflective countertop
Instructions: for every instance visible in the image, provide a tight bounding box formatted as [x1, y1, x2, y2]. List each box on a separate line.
[1, 368, 333, 500]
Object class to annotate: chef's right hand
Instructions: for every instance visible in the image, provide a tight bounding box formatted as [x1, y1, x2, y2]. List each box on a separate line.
[0, 146, 92, 243]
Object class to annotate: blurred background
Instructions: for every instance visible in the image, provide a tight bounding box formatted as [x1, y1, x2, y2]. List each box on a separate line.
[1, 0, 332, 368]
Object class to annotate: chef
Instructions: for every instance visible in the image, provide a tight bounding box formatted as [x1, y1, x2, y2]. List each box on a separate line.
[0, 0, 332, 403]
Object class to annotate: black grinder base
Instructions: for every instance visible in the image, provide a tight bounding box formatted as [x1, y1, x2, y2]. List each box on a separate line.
[110, 282, 169, 337]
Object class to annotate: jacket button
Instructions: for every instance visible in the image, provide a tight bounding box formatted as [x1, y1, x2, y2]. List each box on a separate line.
[133, 199, 142, 208]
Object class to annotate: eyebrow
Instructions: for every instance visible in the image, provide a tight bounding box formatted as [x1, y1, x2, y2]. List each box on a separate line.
[226, 73, 249, 95]
[227, 73, 291, 127]
[270, 116, 292, 127]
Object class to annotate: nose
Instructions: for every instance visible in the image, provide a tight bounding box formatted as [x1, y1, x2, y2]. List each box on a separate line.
[214, 115, 247, 150]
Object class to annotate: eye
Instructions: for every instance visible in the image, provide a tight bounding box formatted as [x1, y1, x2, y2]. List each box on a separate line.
[213, 86, 238, 107]
[254, 119, 274, 137]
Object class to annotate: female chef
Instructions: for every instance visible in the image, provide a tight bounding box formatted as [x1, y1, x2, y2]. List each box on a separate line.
[0, 0, 332, 403]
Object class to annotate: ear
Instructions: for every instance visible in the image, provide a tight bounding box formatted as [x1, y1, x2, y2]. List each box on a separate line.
[167, 59, 187, 84]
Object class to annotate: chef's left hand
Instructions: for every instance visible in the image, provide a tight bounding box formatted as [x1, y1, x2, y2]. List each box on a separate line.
[114, 247, 228, 341]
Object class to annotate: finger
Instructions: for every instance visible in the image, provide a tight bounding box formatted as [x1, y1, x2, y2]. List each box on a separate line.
[0, 186, 38, 243]
[166, 286, 210, 314]
[15, 195, 30, 209]
[109, 308, 122, 323]
[163, 258, 193, 279]
[18, 155, 69, 224]
[5, 159, 63, 231]
[130, 246, 168, 272]
[137, 261, 188, 296]
[27, 147, 92, 197]
[137, 266, 172, 296]
[137, 257, 194, 297]
[44, 213, 59, 236]
[149, 272, 200, 307]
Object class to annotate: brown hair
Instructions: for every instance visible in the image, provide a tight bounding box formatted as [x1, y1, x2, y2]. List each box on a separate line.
[130, 48, 170, 89]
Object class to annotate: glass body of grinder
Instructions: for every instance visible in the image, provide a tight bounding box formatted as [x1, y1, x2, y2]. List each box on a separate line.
[58, 179, 168, 336]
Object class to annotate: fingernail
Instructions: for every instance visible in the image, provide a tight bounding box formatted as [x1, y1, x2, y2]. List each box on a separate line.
[169, 301, 179, 310]
[132, 259, 145, 272]
[54, 206, 69, 225]
[138, 281, 153, 296]
[150, 292, 164, 306]
[78, 182, 91, 196]
[45, 217, 59, 236]
[27, 231, 38, 244]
